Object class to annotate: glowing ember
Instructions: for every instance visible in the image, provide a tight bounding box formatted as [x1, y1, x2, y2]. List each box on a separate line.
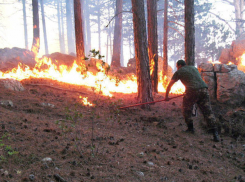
[79, 96, 93, 106]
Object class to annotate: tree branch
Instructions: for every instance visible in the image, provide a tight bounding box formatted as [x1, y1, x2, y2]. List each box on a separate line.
[105, 11, 132, 27]
[168, 26, 184, 38]
[219, 0, 233, 6]
[209, 11, 236, 32]
[169, 20, 184, 27]
[174, 0, 183, 4]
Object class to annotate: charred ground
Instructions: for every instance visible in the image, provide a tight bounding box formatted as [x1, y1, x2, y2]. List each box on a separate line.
[0, 78, 245, 182]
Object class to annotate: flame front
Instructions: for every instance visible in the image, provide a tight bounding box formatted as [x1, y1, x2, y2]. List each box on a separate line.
[0, 56, 185, 96]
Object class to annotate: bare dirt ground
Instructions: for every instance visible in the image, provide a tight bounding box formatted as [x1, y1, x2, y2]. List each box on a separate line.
[0, 78, 245, 182]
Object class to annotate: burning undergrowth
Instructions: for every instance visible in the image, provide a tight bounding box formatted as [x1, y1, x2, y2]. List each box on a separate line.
[0, 48, 245, 181]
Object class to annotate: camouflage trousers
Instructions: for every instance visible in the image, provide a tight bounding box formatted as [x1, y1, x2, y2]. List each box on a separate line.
[183, 88, 217, 129]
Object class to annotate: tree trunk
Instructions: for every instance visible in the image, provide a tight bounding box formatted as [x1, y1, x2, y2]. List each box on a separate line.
[31, 0, 40, 55]
[163, 0, 168, 79]
[66, 0, 75, 54]
[111, 0, 123, 68]
[22, 0, 28, 50]
[184, 0, 195, 66]
[57, 0, 65, 53]
[131, 0, 153, 109]
[84, 0, 91, 55]
[147, 0, 158, 93]
[98, 12, 101, 52]
[234, 0, 244, 37]
[40, 0, 48, 55]
[74, 0, 85, 63]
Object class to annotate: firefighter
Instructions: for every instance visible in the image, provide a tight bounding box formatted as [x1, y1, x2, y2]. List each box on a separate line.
[165, 60, 220, 142]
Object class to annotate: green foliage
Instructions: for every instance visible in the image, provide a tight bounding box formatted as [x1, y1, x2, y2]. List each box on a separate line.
[55, 106, 83, 134]
[84, 49, 110, 77]
[0, 132, 19, 164]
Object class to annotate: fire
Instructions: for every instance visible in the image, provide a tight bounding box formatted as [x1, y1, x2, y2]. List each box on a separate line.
[79, 96, 93, 106]
[149, 54, 155, 76]
[31, 38, 40, 56]
[237, 53, 245, 72]
[158, 71, 185, 94]
[0, 55, 185, 97]
[208, 58, 221, 65]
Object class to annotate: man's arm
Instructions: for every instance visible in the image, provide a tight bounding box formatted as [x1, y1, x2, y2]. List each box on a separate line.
[165, 79, 176, 100]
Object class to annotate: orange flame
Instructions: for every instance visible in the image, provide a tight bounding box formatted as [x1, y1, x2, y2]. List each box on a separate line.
[0, 54, 186, 96]
[149, 54, 155, 76]
[79, 96, 93, 106]
[158, 71, 185, 94]
[237, 53, 245, 72]
[31, 38, 40, 57]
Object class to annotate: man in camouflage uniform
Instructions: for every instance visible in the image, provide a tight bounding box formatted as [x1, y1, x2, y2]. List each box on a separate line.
[165, 60, 220, 142]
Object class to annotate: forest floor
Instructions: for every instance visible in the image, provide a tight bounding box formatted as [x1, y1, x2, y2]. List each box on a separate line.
[0, 77, 245, 182]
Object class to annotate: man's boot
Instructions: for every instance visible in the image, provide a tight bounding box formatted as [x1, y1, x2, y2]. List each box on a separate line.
[212, 128, 220, 142]
[185, 123, 195, 134]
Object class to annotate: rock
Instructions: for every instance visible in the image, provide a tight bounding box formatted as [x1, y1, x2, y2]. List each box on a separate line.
[29, 174, 35, 181]
[2, 78, 25, 91]
[41, 103, 55, 108]
[198, 63, 214, 72]
[44, 52, 76, 68]
[213, 64, 222, 72]
[201, 72, 215, 100]
[147, 161, 154, 166]
[199, 63, 245, 105]
[219, 37, 245, 65]
[136, 171, 144, 177]
[230, 38, 245, 62]
[3, 170, 9, 176]
[219, 48, 230, 64]
[42, 157, 52, 162]
[0, 100, 14, 107]
[0, 47, 36, 71]
[220, 64, 231, 73]
[216, 69, 245, 105]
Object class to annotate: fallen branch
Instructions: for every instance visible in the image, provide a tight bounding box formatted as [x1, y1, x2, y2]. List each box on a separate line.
[24, 83, 88, 95]
[53, 174, 67, 182]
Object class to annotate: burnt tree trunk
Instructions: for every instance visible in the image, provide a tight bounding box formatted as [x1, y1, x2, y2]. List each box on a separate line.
[74, 0, 85, 63]
[31, 0, 40, 55]
[184, 0, 195, 66]
[147, 0, 158, 93]
[40, 0, 48, 55]
[111, 0, 123, 68]
[131, 0, 153, 109]
[22, 0, 28, 50]
[163, 0, 168, 78]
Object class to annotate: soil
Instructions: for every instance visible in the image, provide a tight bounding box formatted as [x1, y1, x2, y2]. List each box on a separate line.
[0, 78, 245, 182]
